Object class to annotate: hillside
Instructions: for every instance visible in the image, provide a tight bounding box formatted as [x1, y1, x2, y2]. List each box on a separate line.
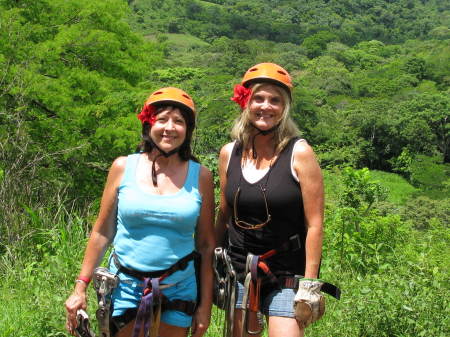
[0, 1, 449, 336]
[130, 0, 450, 44]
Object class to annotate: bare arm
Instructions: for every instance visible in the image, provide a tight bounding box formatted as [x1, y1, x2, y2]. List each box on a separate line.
[191, 165, 216, 337]
[65, 156, 126, 334]
[215, 143, 234, 247]
[293, 142, 324, 279]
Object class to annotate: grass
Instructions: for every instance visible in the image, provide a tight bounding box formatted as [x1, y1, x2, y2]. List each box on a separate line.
[323, 168, 419, 205]
[197, 0, 223, 9]
[323, 168, 343, 206]
[1, 171, 449, 336]
[2, 218, 448, 337]
[145, 33, 210, 51]
[370, 170, 418, 204]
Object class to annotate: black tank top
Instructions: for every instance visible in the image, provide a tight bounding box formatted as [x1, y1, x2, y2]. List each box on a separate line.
[225, 137, 307, 280]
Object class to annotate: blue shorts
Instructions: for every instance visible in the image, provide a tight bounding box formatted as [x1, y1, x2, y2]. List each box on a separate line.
[110, 267, 197, 328]
[235, 281, 295, 318]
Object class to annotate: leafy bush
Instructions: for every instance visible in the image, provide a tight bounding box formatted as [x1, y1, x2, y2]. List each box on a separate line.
[409, 155, 450, 199]
[400, 196, 450, 230]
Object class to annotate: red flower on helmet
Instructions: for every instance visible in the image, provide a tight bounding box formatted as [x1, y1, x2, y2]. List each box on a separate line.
[137, 104, 157, 125]
[231, 84, 252, 109]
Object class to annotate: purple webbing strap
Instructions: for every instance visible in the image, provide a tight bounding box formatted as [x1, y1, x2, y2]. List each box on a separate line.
[132, 278, 161, 337]
[151, 278, 161, 305]
[250, 256, 259, 281]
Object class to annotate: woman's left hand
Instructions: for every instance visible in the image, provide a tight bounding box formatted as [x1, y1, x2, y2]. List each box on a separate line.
[190, 305, 211, 337]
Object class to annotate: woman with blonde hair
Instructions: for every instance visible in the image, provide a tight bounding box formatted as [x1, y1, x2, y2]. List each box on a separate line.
[216, 63, 338, 337]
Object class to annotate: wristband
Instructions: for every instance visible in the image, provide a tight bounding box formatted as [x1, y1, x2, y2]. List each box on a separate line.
[76, 276, 91, 285]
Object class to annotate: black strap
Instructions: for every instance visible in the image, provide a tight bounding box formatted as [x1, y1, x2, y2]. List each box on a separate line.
[277, 276, 341, 300]
[249, 123, 280, 159]
[230, 235, 302, 283]
[321, 281, 341, 300]
[113, 251, 199, 280]
[111, 297, 196, 335]
[148, 139, 181, 187]
[163, 299, 197, 316]
[277, 276, 298, 289]
[111, 308, 138, 335]
[229, 234, 301, 257]
[276, 234, 302, 253]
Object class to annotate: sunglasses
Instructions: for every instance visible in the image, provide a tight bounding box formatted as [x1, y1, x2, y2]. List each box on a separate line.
[233, 184, 272, 230]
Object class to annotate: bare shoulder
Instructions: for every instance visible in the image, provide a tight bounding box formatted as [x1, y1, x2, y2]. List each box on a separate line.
[110, 156, 128, 174]
[103, 156, 128, 190]
[199, 164, 213, 182]
[292, 140, 322, 182]
[293, 140, 316, 162]
[219, 142, 235, 160]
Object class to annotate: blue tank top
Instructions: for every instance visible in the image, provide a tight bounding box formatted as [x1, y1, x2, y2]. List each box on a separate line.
[112, 153, 201, 282]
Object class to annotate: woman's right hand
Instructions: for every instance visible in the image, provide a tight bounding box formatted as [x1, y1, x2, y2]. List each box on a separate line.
[65, 283, 88, 335]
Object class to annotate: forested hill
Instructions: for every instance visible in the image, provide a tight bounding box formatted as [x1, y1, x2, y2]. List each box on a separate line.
[129, 0, 449, 45]
[1, 1, 449, 336]
[131, 0, 450, 199]
[1, 0, 448, 200]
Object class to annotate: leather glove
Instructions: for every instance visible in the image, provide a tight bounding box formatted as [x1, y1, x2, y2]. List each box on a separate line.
[293, 278, 325, 328]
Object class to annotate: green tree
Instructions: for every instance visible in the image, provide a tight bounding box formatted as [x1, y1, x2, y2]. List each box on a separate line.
[302, 31, 339, 58]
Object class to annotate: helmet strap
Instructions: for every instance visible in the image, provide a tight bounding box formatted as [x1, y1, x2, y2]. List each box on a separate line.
[250, 123, 279, 159]
[149, 139, 180, 187]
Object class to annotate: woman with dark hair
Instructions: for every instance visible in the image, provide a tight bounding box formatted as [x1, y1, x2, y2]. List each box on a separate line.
[216, 64, 338, 337]
[65, 87, 215, 337]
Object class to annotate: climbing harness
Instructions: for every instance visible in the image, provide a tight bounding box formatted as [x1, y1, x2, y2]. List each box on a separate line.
[240, 242, 296, 336]
[241, 253, 265, 336]
[213, 247, 237, 337]
[112, 251, 199, 337]
[235, 234, 301, 336]
[237, 234, 341, 336]
[93, 267, 119, 337]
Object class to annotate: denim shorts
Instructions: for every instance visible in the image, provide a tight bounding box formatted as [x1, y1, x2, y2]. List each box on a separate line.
[235, 281, 296, 317]
[110, 265, 197, 328]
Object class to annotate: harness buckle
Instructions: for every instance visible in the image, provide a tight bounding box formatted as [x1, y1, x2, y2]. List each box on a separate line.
[213, 247, 237, 337]
[214, 248, 236, 310]
[242, 254, 265, 336]
[93, 267, 119, 337]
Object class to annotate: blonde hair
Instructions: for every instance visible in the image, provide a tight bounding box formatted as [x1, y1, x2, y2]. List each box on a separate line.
[230, 83, 300, 154]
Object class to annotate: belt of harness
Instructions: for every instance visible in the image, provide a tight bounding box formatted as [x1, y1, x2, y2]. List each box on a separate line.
[93, 267, 120, 337]
[239, 234, 302, 336]
[213, 247, 237, 337]
[239, 235, 341, 336]
[113, 251, 199, 337]
[110, 297, 198, 336]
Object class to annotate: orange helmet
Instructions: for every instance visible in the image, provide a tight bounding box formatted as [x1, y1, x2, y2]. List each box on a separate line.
[241, 63, 293, 90]
[144, 87, 195, 115]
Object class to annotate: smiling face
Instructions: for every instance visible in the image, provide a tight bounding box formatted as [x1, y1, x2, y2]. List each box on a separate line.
[248, 84, 285, 131]
[149, 106, 187, 152]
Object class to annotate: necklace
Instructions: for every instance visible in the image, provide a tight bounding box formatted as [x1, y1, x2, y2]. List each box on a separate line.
[235, 153, 275, 230]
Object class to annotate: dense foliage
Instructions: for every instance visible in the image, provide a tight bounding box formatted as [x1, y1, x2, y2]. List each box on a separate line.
[0, 0, 449, 336]
[130, 0, 450, 45]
